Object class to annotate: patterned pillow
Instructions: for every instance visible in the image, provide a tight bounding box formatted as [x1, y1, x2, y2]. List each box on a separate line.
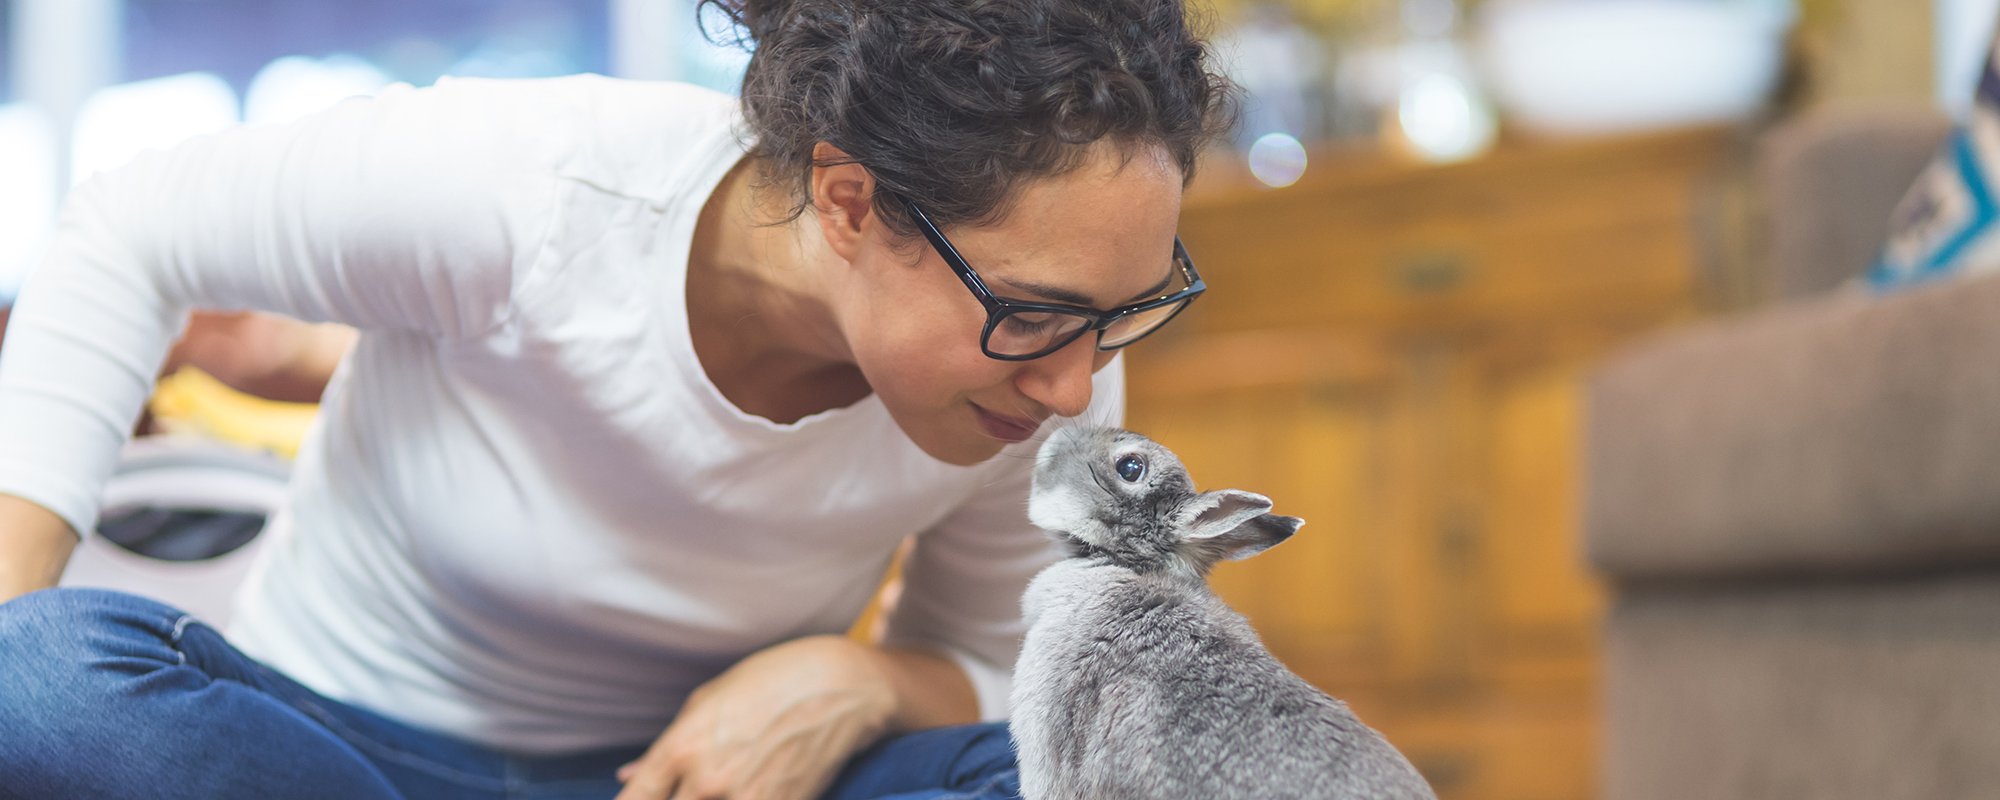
[1869, 33, 2000, 291]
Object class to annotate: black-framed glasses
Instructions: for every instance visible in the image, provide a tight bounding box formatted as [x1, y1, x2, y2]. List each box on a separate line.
[897, 196, 1206, 361]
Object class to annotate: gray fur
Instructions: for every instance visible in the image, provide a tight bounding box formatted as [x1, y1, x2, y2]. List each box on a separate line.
[1013, 426, 1437, 800]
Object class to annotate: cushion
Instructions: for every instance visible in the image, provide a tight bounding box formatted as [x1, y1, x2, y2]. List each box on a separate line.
[1869, 30, 2000, 291]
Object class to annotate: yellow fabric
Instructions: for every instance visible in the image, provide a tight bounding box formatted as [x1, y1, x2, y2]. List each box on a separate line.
[148, 367, 319, 460]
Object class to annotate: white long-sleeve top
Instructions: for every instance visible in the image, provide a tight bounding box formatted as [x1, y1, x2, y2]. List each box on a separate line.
[0, 75, 1119, 753]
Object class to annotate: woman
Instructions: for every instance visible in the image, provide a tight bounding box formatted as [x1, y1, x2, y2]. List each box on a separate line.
[0, 0, 1230, 798]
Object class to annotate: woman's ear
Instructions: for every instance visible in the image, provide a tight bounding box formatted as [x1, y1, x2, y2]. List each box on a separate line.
[809, 143, 876, 262]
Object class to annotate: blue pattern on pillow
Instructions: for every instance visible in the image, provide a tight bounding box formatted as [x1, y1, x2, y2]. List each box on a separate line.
[1869, 40, 2000, 292]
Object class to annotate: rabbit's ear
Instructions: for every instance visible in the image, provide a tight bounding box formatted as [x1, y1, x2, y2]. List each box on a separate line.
[1210, 513, 1304, 561]
[1177, 490, 1304, 561]
[1178, 489, 1273, 537]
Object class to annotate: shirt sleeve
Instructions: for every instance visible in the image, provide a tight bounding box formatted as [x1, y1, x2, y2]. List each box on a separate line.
[883, 357, 1127, 721]
[0, 77, 568, 535]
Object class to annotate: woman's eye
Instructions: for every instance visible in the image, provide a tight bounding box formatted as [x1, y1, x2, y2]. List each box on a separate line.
[1115, 455, 1146, 483]
[1002, 313, 1058, 335]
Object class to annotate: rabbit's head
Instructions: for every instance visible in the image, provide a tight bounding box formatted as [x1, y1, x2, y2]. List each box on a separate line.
[1028, 426, 1303, 578]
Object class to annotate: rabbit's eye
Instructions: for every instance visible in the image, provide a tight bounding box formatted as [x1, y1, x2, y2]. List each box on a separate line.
[1115, 455, 1146, 483]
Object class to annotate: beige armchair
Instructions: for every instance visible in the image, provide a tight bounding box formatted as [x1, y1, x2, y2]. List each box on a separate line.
[1586, 107, 2000, 800]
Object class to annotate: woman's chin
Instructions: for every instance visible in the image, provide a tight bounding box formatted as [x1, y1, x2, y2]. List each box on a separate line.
[879, 399, 1026, 466]
[903, 423, 1012, 467]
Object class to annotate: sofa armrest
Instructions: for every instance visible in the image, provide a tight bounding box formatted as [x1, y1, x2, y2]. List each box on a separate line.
[1587, 273, 2000, 580]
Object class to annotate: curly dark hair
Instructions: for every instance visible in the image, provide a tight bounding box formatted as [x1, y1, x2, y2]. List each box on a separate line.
[699, 0, 1235, 236]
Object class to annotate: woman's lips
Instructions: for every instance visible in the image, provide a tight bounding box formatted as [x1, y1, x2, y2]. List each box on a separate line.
[971, 403, 1043, 443]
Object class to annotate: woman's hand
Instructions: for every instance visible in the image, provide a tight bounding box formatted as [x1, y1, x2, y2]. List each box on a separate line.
[614, 635, 977, 800]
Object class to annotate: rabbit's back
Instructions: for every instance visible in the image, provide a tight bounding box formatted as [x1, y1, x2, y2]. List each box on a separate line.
[1013, 561, 1434, 800]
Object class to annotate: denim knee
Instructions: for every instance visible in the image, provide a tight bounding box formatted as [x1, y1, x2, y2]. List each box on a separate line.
[0, 587, 188, 665]
[0, 588, 407, 800]
[0, 589, 191, 737]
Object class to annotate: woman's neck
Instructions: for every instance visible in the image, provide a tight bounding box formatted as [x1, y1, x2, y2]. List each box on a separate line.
[684, 159, 873, 424]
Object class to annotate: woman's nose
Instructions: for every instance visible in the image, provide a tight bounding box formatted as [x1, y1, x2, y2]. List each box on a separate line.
[1014, 334, 1101, 418]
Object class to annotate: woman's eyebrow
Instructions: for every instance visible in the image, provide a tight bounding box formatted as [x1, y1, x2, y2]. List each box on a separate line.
[999, 267, 1175, 309]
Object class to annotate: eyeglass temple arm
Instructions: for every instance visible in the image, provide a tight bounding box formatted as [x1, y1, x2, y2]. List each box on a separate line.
[897, 196, 1003, 305]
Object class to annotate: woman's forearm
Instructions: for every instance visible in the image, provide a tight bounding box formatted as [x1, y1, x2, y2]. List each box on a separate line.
[0, 494, 77, 604]
[872, 644, 980, 733]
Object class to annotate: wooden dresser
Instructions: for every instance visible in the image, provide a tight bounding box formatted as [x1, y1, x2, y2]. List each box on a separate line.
[1124, 128, 1735, 800]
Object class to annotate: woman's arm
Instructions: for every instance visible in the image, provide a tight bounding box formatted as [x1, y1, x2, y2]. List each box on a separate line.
[0, 78, 566, 556]
[0, 494, 75, 604]
[876, 641, 981, 731]
[0, 308, 349, 604]
[0, 308, 350, 603]
[612, 636, 976, 800]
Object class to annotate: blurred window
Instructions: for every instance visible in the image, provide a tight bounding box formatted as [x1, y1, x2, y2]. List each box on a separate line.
[1939, 0, 2000, 117]
[0, 104, 56, 303]
[71, 72, 238, 185]
[1, 6, 13, 105]
[124, 0, 609, 95]
[0, 1, 615, 299]
[244, 55, 393, 128]
[677, 0, 752, 93]
[609, 0, 751, 94]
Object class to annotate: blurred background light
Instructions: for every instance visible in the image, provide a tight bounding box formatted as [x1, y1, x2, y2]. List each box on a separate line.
[1396, 71, 1495, 163]
[244, 55, 392, 128]
[0, 104, 58, 303]
[1247, 132, 1309, 188]
[71, 72, 239, 186]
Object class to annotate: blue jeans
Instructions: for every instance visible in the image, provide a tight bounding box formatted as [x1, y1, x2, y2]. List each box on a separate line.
[0, 588, 1022, 800]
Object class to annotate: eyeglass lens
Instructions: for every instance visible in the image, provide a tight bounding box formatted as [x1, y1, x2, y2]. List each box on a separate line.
[1100, 300, 1188, 348]
[985, 296, 1193, 358]
[987, 310, 1095, 358]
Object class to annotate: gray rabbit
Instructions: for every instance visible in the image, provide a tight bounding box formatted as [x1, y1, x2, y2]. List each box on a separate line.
[1011, 426, 1436, 800]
